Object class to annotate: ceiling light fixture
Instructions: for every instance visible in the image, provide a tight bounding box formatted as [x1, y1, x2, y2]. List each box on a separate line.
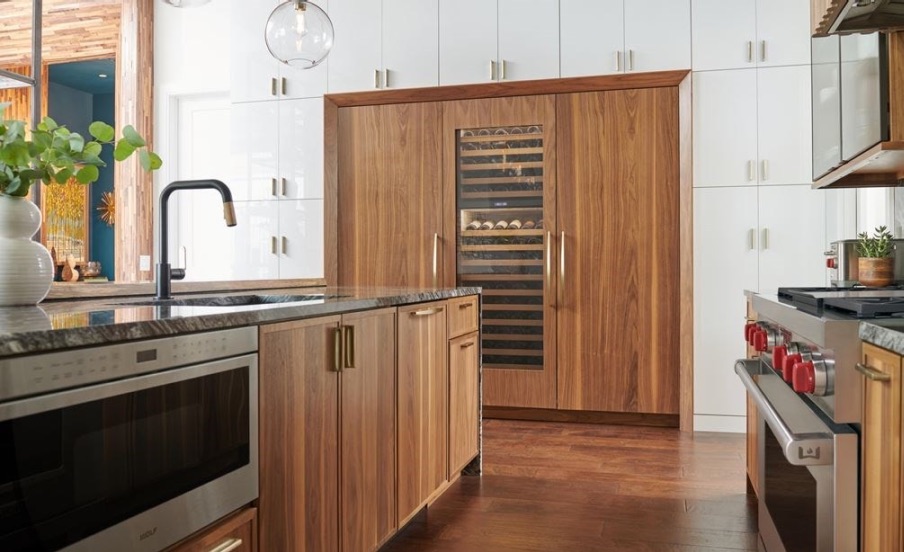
[98, 74, 108, 78]
[162, 0, 212, 7]
[265, 0, 334, 69]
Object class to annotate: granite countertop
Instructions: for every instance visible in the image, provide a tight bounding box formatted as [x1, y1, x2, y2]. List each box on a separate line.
[0, 286, 480, 358]
[860, 319, 904, 356]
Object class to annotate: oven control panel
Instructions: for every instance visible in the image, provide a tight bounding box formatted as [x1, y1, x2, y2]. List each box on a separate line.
[0, 327, 258, 404]
[744, 321, 835, 397]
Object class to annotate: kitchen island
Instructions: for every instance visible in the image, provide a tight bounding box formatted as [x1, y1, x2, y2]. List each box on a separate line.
[0, 286, 481, 552]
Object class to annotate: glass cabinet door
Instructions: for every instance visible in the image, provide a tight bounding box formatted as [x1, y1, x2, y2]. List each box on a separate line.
[456, 125, 547, 375]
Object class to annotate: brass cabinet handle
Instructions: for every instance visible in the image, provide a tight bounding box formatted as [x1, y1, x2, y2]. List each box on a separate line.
[761, 159, 769, 181]
[271, 236, 278, 255]
[281, 177, 287, 197]
[460, 340, 475, 349]
[281, 236, 288, 255]
[210, 538, 243, 552]
[501, 59, 508, 80]
[374, 69, 381, 89]
[384, 68, 391, 88]
[333, 327, 343, 372]
[343, 325, 356, 369]
[270, 77, 277, 96]
[855, 363, 891, 382]
[614, 50, 621, 72]
[458, 302, 473, 310]
[761, 228, 769, 251]
[627, 49, 634, 71]
[271, 177, 278, 197]
[281, 76, 287, 95]
[748, 160, 755, 181]
[434, 233, 441, 284]
[747, 41, 753, 63]
[490, 60, 497, 81]
[546, 231, 553, 307]
[411, 307, 444, 317]
[760, 40, 767, 62]
[558, 231, 565, 307]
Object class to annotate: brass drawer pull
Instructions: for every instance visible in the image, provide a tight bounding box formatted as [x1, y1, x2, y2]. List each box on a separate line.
[460, 340, 475, 349]
[458, 302, 473, 310]
[210, 538, 243, 552]
[411, 307, 443, 317]
[343, 325, 356, 369]
[333, 327, 343, 372]
[855, 363, 891, 382]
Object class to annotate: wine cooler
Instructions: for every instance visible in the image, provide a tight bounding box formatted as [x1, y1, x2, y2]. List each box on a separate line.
[456, 125, 549, 374]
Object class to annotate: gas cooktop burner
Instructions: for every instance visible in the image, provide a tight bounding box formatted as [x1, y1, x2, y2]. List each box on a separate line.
[778, 286, 904, 317]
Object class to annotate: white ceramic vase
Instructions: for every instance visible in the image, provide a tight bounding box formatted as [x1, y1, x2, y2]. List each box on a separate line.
[0, 194, 54, 306]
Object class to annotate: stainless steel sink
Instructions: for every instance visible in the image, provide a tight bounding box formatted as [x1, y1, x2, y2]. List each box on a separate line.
[120, 293, 345, 307]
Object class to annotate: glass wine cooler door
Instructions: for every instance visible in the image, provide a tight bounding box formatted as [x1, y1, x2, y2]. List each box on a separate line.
[456, 125, 548, 374]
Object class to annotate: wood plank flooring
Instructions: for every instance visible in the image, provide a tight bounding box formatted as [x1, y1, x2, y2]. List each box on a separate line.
[381, 419, 757, 551]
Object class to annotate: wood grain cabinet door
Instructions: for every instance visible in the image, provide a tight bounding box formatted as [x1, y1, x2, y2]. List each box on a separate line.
[259, 317, 341, 552]
[556, 88, 680, 414]
[397, 301, 449, 526]
[449, 331, 480, 477]
[339, 308, 398, 552]
[860, 343, 904, 552]
[337, 102, 444, 288]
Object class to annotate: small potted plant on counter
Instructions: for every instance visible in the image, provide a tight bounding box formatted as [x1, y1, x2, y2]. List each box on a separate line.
[0, 102, 160, 306]
[856, 225, 895, 287]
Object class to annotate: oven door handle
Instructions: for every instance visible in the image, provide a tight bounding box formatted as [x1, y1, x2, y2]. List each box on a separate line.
[735, 359, 835, 466]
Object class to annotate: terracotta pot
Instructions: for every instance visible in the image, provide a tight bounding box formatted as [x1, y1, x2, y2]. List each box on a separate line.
[858, 257, 895, 287]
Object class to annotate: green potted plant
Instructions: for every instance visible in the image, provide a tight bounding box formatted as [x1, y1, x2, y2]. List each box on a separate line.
[856, 225, 895, 287]
[0, 102, 160, 306]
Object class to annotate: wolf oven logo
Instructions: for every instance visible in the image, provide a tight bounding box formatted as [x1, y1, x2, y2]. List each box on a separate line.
[139, 527, 158, 541]
[798, 446, 821, 460]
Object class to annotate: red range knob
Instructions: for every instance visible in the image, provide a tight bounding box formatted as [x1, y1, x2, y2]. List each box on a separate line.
[792, 361, 816, 394]
[745, 322, 758, 342]
[782, 353, 802, 382]
[753, 330, 769, 352]
[772, 346, 787, 373]
[826, 257, 837, 269]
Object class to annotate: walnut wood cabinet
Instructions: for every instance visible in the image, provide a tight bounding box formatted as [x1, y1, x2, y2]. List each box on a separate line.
[326, 73, 692, 426]
[448, 330, 480, 478]
[166, 507, 257, 552]
[859, 342, 904, 552]
[397, 300, 449, 526]
[258, 308, 397, 552]
[745, 298, 759, 497]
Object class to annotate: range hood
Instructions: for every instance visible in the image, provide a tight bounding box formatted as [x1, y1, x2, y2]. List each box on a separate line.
[819, 0, 904, 36]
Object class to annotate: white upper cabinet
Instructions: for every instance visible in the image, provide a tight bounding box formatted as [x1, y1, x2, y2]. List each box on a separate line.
[693, 70, 758, 188]
[691, 0, 810, 71]
[229, 101, 279, 202]
[624, 0, 691, 72]
[329, 0, 438, 92]
[279, 98, 324, 200]
[230, 0, 328, 102]
[560, 0, 624, 77]
[757, 65, 812, 186]
[328, 0, 383, 93]
[755, 0, 811, 68]
[691, 0, 756, 71]
[383, 0, 439, 89]
[498, 0, 560, 81]
[440, 0, 558, 85]
[561, 0, 689, 77]
[278, 200, 325, 278]
[439, 0, 498, 85]
[758, 185, 827, 292]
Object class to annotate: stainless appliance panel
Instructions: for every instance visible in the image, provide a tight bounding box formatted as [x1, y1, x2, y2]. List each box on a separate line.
[840, 32, 886, 161]
[812, 35, 842, 179]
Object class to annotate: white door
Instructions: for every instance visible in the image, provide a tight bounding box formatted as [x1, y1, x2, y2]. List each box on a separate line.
[439, 0, 497, 85]
[758, 185, 827, 293]
[624, 0, 691, 72]
[691, 0, 757, 71]
[230, 101, 279, 201]
[755, 0, 811, 67]
[498, 0, 560, 81]
[230, 0, 279, 103]
[757, 66, 812, 186]
[692, 70, 758, 188]
[278, 199, 325, 278]
[279, 98, 324, 200]
[328, 0, 383, 92]
[382, 0, 439, 89]
[694, 186, 758, 430]
[560, 0, 624, 77]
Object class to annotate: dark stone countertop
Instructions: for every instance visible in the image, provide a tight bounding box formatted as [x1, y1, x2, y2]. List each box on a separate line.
[0, 286, 480, 358]
[860, 319, 904, 356]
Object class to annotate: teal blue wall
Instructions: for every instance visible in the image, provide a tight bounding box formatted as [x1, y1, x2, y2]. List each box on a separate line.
[91, 93, 115, 280]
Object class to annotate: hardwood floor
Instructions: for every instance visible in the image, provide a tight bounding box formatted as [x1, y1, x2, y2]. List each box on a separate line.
[381, 419, 757, 552]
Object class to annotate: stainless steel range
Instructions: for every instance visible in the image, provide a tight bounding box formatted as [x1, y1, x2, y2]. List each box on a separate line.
[735, 287, 879, 552]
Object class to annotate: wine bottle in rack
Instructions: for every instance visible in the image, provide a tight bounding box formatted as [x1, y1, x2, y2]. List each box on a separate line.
[480, 221, 495, 231]
[522, 220, 536, 230]
[509, 219, 523, 230]
[466, 220, 482, 231]
[494, 220, 509, 230]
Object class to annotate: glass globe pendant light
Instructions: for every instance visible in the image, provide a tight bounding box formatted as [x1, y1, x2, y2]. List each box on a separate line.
[265, 1, 335, 69]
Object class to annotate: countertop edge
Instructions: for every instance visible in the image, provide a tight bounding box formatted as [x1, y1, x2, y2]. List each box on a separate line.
[860, 321, 904, 356]
[0, 287, 481, 358]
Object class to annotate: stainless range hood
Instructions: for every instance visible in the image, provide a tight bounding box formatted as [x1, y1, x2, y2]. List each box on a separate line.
[829, 0, 904, 35]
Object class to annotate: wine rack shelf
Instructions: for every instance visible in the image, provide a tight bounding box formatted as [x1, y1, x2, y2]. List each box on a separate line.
[456, 124, 547, 373]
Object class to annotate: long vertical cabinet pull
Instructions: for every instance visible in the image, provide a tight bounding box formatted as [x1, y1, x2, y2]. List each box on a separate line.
[546, 231, 553, 307]
[760, 40, 767, 62]
[761, 159, 769, 181]
[432, 233, 439, 287]
[747, 229, 756, 251]
[281, 236, 288, 255]
[614, 51, 621, 72]
[761, 228, 769, 251]
[748, 160, 756, 182]
[500, 60, 507, 80]
[270, 77, 278, 96]
[490, 60, 497, 81]
[627, 50, 635, 71]
[374, 69, 381, 89]
[558, 231, 566, 307]
[747, 41, 753, 63]
[333, 327, 343, 372]
[271, 236, 278, 255]
[342, 325, 356, 369]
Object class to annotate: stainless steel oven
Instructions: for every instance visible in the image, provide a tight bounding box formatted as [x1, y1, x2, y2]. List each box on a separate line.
[0, 327, 258, 552]
[737, 359, 858, 552]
